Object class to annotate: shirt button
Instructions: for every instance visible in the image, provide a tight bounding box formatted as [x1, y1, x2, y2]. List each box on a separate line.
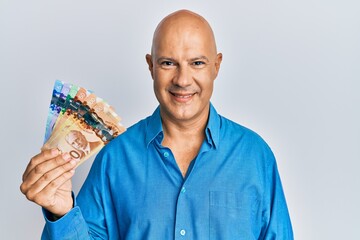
[181, 187, 186, 193]
[163, 152, 169, 158]
[180, 229, 186, 236]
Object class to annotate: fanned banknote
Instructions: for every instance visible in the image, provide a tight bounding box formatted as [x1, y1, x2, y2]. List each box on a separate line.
[42, 80, 126, 167]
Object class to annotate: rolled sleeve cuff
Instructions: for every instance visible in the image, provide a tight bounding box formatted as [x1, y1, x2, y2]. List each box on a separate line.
[41, 194, 89, 239]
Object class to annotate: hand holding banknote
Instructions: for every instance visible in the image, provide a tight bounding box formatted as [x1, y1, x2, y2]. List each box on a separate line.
[21, 80, 125, 217]
[20, 149, 77, 217]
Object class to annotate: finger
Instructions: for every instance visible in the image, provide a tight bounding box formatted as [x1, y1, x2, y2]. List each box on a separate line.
[21, 157, 78, 201]
[23, 149, 61, 181]
[22, 152, 71, 193]
[34, 169, 75, 211]
[20, 153, 76, 194]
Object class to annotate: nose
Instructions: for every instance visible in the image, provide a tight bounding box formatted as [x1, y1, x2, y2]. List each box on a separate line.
[173, 64, 192, 87]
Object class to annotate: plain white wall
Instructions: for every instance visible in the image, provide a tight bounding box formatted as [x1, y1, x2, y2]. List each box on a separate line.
[1, 0, 359, 239]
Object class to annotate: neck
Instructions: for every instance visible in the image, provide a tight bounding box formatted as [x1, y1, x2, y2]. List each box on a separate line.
[160, 108, 209, 141]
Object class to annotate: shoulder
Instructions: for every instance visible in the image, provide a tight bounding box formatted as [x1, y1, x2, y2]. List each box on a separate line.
[209, 104, 272, 153]
[219, 114, 273, 155]
[220, 115, 265, 142]
[104, 115, 150, 151]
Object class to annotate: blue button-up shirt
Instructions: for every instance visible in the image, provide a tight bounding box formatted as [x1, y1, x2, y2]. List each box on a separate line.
[42, 104, 293, 239]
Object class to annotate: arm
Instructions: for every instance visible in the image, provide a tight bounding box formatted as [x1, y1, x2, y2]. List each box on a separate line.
[260, 151, 294, 239]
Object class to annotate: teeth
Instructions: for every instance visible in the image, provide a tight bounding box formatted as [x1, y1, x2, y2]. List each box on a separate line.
[172, 92, 193, 98]
[175, 94, 192, 98]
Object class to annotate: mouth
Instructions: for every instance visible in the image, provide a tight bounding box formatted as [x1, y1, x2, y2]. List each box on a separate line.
[169, 91, 196, 102]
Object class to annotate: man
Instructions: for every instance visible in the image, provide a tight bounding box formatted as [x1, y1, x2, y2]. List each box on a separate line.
[21, 9, 293, 239]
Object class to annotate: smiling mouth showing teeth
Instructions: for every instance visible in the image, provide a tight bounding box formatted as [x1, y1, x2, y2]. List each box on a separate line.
[171, 92, 195, 98]
[175, 94, 192, 98]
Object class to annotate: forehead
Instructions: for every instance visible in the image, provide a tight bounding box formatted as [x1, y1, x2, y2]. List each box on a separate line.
[152, 16, 216, 58]
[154, 30, 215, 60]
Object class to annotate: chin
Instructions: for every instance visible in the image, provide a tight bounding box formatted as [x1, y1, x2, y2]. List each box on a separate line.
[171, 106, 201, 122]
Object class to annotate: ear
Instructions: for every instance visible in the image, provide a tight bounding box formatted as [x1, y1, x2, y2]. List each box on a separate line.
[214, 53, 223, 75]
[145, 54, 154, 79]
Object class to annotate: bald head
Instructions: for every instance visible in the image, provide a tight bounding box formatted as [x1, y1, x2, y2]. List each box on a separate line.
[151, 10, 218, 58]
[145, 10, 222, 125]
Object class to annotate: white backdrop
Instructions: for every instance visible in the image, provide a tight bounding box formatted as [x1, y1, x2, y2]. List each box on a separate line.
[1, 1, 359, 239]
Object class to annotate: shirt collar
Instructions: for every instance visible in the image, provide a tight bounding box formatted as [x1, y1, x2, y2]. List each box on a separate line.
[145, 106, 163, 148]
[206, 103, 220, 149]
[145, 103, 221, 149]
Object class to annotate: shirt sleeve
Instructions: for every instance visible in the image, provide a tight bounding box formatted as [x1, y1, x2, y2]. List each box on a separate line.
[260, 149, 294, 239]
[41, 199, 91, 239]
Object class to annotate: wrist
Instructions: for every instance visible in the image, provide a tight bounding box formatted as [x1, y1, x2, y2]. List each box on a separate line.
[48, 193, 75, 221]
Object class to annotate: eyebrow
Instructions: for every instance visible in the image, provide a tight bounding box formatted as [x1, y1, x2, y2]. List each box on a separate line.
[156, 57, 176, 63]
[156, 56, 210, 63]
[189, 56, 210, 62]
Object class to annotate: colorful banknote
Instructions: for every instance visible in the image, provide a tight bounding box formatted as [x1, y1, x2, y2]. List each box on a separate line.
[42, 80, 126, 167]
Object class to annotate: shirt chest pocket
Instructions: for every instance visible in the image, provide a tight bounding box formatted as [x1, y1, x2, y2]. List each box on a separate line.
[209, 190, 261, 239]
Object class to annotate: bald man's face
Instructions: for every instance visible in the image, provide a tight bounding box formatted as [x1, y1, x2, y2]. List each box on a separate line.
[146, 13, 222, 124]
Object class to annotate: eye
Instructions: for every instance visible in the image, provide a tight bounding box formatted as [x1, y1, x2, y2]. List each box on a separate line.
[193, 61, 205, 65]
[161, 61, 174, 66]
[192, 61, 206, 68]
[157, 58, 177, 69]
